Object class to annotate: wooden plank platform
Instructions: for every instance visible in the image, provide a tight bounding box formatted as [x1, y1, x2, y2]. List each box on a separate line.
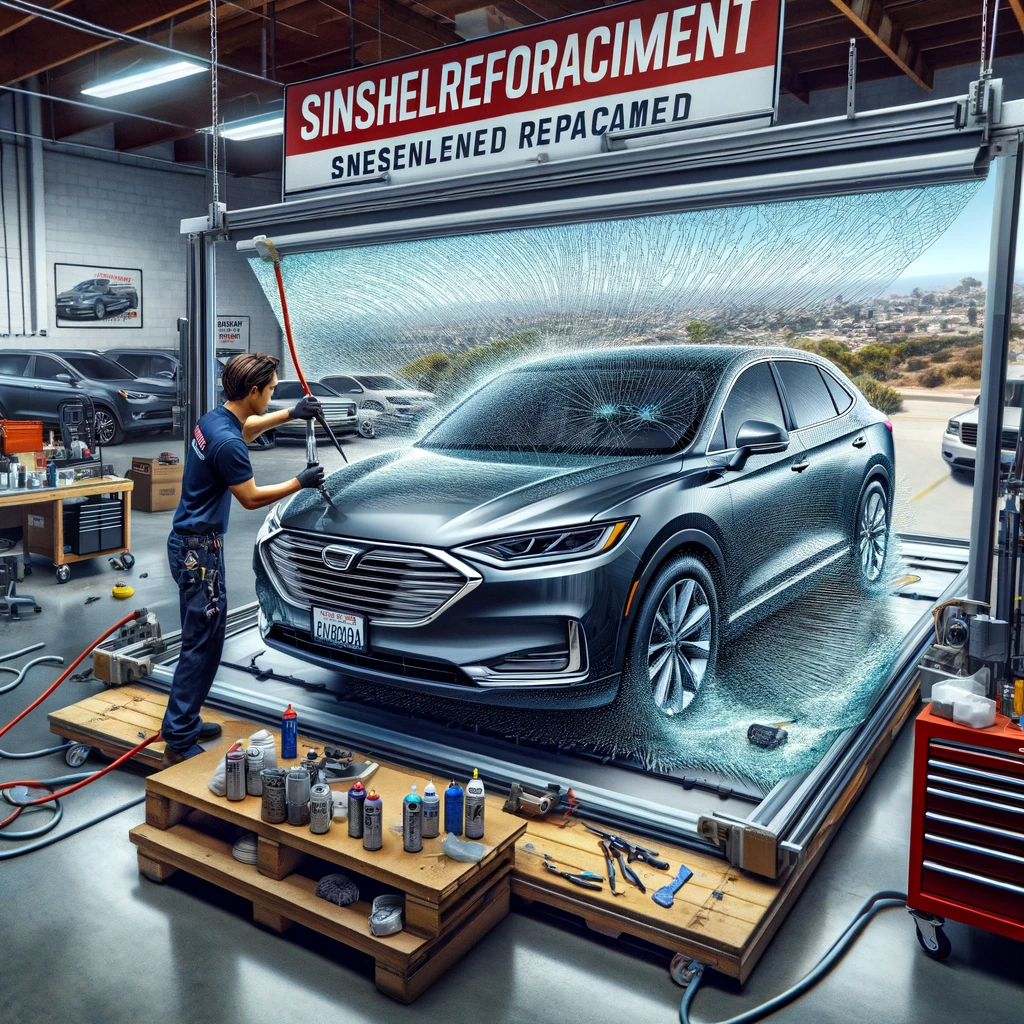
[52, 679, 919, 987]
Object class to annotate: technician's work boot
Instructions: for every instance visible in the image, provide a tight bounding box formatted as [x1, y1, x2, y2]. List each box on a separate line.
[160, 743, 206, 770]
[198, 719, 222, 739]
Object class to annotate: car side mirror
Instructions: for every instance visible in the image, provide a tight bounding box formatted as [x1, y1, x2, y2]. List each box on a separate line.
[974, 396, 980, 406]
[55, 373, 74, 384]
[726, 420, 790, 470]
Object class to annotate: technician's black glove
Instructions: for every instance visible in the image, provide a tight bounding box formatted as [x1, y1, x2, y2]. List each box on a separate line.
[289, 395, 322, 420]
[297, 464, 325, 489]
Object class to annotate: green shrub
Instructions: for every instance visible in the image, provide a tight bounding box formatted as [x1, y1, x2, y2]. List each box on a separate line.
[795, 337, 862, 377]
[853, 375, 904, 414]
[930, 349, 952, 363]
[919, 367, 947, 388]
[906, 357, 927, 372]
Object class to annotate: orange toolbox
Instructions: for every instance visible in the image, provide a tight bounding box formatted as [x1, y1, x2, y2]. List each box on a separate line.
[0, 420, 44, 454]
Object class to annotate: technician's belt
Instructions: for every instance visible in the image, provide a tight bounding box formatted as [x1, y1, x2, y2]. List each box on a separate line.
[177, 534, 223, 550]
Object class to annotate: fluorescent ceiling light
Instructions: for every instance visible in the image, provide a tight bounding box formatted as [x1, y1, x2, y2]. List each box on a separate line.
[217, 115, 284, 141]
[82, 61, 206, 98]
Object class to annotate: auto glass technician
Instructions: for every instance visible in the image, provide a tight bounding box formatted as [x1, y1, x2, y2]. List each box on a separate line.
[160, 353, 325, 766]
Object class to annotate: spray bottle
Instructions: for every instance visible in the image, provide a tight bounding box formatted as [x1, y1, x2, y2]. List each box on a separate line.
[403, 784, 423, 853]
[363, 789, 383, 851]
[347, 780, 366, 839]
[421, 780, 440, 839]
[465, 769, 485, 840]
[444, 779, 464, 835]
[281, 704, 297, 760]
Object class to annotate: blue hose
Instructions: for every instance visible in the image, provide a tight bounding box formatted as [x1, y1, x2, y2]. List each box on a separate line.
[679, 891, 908, 1024]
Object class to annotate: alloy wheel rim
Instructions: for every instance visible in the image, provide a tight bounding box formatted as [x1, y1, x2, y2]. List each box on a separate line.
[859, 490, 888, 581]
[95, 411, 115, 444]
[647, 577, 711, 716]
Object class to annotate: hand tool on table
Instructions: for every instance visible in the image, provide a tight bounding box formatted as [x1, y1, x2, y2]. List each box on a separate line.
[600, 839, 626, 896]
[542, 860, 603, 890]
[652, 863, 694, 909]
[253, 235, 345, 512]
[583, 823, 670, 870]
[611, 846, 646, 893]
[520, 842, 602, 880]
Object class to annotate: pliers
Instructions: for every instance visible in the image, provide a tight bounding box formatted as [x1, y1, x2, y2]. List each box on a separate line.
[542, 860, 603, 890]
[612, 846, 646, 894]
[600, 839, 626, 896]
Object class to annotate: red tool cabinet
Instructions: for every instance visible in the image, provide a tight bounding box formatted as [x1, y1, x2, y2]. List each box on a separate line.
[908, 705, 1024, 948]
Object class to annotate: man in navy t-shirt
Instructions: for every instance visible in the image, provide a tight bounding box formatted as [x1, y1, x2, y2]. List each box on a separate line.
[160, 353, 325, 765]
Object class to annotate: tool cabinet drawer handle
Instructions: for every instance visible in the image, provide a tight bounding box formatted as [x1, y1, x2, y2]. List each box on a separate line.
[928, 758, 1024, 791]
[925, 832, 1024, 866]
[927, 786, 1024, 816]
[923, 859, 1024, 896]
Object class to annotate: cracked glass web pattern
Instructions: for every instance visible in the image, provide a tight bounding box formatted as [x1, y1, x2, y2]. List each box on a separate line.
[248, 183, 979, 789]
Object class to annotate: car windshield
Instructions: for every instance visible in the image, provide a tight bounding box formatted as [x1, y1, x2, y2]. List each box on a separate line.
[63, 355, 134, 380]
[418, 366, 716, 455]
[71, 280, 103, 292]
[1006, 381, 1024, 408]
[275, 381, 337, 398]
[356, 375, 405, 390]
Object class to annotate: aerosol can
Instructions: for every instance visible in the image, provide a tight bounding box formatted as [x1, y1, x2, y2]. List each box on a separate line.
[421, 780, 440, 839]
[465, 769, 485, 840]
[444, 779, 464, 835]
[363, 789, 383, 851]
[347, 780, 366, 839]
[403, 784, 423, 853]
[281, 704, 297, 760]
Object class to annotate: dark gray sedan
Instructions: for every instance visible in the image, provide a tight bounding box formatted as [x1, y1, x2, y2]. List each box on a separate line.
[254, 346, 894, 715]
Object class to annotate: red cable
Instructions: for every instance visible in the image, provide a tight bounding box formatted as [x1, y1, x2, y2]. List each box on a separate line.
[274, 262, 309, 396]
[0, 610, 140, 741]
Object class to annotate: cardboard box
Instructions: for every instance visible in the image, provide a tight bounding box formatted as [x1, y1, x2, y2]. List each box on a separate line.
[130, 457, 183, 483]
[129, 469, 181, 512]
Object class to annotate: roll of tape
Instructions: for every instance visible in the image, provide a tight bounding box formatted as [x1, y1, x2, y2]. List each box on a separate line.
[369, 894, 404, 936]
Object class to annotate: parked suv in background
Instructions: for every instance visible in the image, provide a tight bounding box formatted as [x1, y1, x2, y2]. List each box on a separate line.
[107, 348, 180, 381]
[265, 381, 359, 441]
[23, 350, 174, 445]
[0, 351, 92, 435]
[942, 372, 1024, 473]
[320, 373, 435, 429]
[55, 279, 138, 320]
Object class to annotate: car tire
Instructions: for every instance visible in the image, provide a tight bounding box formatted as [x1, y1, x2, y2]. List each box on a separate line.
[853, 478, 890, 591]
[624, 554, 719, 717]
[358, 417, 376, 439]
[94, 406, 124, 446]
[94, 300, 106, 319]
[128, 292, 138, 309]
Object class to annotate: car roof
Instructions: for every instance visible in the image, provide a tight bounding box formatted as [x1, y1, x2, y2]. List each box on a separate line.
[514, 344, 821, 375]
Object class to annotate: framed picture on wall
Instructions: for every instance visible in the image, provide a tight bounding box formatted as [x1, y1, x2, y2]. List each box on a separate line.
[54, 263, 143, 328]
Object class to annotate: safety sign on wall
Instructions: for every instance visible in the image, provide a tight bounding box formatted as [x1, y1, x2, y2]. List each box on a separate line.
[284, 0, 783, 194]
[216, 315, 250, 351]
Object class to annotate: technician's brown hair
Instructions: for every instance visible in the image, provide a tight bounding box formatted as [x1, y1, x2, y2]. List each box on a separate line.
[221, 353, 280, 401]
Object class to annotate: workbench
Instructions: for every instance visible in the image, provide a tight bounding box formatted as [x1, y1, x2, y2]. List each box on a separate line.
[0, 475, 134, 583]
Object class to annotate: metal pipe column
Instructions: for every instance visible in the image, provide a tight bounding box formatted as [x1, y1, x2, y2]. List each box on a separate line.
[969, 139, 1024, 604]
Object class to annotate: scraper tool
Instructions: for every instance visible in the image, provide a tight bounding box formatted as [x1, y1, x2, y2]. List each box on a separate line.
[652, 863, 693, 909]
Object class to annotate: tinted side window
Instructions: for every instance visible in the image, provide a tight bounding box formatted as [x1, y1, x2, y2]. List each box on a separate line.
[708, 413, 726, 452]
[116, 355, 147, 375]
[820, 368, 854, 414]
[0, 353, 30, 375]
[32, 356, 69, 379]
[722, 363, 785, 448]
[775, 361, 838, 428]
[326, 375, 362, 393]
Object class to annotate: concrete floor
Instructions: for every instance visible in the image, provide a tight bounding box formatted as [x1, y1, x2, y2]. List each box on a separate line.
[0, 431, 1021, 1024]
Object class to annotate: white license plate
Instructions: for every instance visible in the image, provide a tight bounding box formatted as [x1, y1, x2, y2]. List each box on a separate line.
[312, 607, 366, 652]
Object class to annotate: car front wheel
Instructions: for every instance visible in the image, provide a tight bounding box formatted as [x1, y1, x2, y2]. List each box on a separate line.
[94, 407, 124, 446]
[855, 479, 890, 589]
[626, 555, 719, 717]
[94, 300, 106, 319]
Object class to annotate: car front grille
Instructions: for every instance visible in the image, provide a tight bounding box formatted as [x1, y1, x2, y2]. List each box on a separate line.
[268, 624, 472, 685]
[263, 530, 473, 624]
[959, 423, 1017, 450]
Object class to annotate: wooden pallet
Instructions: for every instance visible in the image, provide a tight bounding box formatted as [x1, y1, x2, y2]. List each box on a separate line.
[130, 743, 526, 1002]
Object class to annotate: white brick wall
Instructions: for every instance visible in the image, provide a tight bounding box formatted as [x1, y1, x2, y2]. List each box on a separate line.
[0, 138, 282, 360]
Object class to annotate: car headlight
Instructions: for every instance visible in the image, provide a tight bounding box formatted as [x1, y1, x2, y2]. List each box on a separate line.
[119, 390, 155, 401]
[462, 520, 634, 567]
[946, 420, 960, 437]
[256, 503, 282, 545]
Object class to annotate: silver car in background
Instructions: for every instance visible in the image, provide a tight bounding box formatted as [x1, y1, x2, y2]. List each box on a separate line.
[942, 374, 1024, 473]
[321, 373, 436, 429]
[265, 380, 358, 441]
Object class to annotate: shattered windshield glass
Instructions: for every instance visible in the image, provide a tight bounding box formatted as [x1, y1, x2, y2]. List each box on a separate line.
[419, 366, 715, 454]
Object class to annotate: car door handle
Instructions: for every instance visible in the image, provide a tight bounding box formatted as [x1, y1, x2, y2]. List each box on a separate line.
[852, 436, 867, 448]
[791, 459, 810, 473]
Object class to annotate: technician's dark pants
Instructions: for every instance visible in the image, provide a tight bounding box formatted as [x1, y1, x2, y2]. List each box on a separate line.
[160, 531, 227, 753]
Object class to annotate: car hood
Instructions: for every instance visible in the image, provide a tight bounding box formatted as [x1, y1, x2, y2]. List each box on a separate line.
[278, 446, 679, 546]
[131, 376, 176, 395]
[954, 406, 1022, 426]
[57, 290, 91, 300]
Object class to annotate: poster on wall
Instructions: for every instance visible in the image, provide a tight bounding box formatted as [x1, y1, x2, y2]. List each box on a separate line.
[216, 315, 250, 351]
[54, 263, 142, 328]
[284, 0, 783, 193]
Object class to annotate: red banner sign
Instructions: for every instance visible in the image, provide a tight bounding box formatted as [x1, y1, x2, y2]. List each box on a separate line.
[284, 0, 783, 194]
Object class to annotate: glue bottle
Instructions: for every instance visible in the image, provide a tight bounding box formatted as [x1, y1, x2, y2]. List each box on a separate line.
[465, 769, 485, 840]
[444, 779, 464, 835]
[403, 784, 423, 853]
[421, 780, 440, 839]
[281, 704, 297, 760]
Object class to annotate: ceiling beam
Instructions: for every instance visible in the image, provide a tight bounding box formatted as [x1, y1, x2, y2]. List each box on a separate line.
[1011, 1, 1024, 38]
[0, 0, 75, 38]
[827, 0, 933, 89]
[0, 0, 210, 86]
[779, 62, 810, 104]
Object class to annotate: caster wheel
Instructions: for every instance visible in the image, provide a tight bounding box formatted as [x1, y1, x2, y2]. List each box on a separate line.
[33, 606, 41, 614]
[121, 552, 136, 569]
[915, 922, 952, 961]
[65, 743, 91, 767]
[669, 954, 703, 987]
[23, 564, 32, 576]
[55, 565, 71, 584]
